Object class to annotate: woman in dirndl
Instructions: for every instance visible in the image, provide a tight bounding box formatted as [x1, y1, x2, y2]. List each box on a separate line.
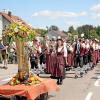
[45, 40, 52, 74]
[98, 42, 100, 61]
[45, 39, 56, 75]
[95, 42, 99, 63]
[90, 40, 96, 68]
[66, 42, 74, 70]
[53, 38, 67, 85]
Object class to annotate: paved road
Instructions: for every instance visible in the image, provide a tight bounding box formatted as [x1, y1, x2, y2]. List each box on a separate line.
[0, 63, 100, 100]
[49, 63, 100, 100]
[0, 64, 18, 85]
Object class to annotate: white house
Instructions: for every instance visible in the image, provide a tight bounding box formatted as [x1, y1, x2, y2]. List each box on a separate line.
[47, 30, 67, 40]
[0, 12, 11, 38]
[0, 11, 31, 38]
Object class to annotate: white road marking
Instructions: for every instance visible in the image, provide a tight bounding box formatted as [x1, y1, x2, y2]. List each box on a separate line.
[85, 92, 93, 100]
[94, 75, 100, 87]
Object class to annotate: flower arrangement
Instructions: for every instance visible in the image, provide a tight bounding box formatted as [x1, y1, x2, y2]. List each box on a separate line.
[9, 73, 43, 86]
[3, 23, 36, 42]
[3, 23, 38, 84]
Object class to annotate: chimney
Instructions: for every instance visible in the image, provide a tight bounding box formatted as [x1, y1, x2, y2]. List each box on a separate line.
[2, 9, 6, 12]
[8, 11, 11, 17]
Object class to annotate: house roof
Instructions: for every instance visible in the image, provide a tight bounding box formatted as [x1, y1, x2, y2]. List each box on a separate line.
[47, 30, 67, 37]
[0, 12, 31, 28]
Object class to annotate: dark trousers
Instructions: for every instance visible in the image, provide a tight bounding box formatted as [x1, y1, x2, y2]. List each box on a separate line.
[74, 55, 83, 68]
[63, 67, 66, 79]
[31, 61, 38, 69]
[83, 54, 89, 65]
[40, 54, 46, 65]
[30, 57, 38, 69]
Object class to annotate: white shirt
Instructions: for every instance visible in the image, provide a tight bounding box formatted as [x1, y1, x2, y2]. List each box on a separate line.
[58, 46, 67, 57]
[38, 46, 42, 53]
[82, 43, 85, 48]
[86, 43, 90, 49]
[96, 44, 99, 50]
[92, 43, 95, 50]
[99, 45, 100, 49]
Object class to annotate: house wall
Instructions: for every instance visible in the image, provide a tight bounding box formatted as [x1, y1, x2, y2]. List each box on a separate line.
[0, 15, 11, 38]
[2, 17, 11, 44]
[47, 33, 58, 39]
[0, 15, 3, 38]
[47, 31, 59, 39]
[2, 16, 10, 30]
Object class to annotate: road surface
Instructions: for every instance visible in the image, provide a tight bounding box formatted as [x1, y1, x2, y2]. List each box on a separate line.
[0, 63, 100, 100]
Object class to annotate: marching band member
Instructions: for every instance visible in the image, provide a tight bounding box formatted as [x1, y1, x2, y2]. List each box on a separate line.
[53, 37, 67, 85]
[45, 37, 57, 76]
[45, 39, 53, 74]
[39, 43, 46, 72]
[95, 41, 99, 63]
[99, 42, 100, 61]
[30, 39, 40, 75]
[66, 42, 73, 70]
[89, 40, 94, 70]
[84, 39, 90, 71]
[62, 39, 67, 78]
[73, 39, 84, 78]
[73, 39, 80, 78]
[40, 36, 51, 69]
[30, 49, 35, 70]
[91, 40, 96, 68]
[80, 39, 86, 75]
[50, 37, 57, 77]
[79, 39, 86, 77]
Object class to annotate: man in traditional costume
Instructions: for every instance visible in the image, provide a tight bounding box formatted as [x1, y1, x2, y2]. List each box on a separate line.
[39, 38, 47, 71]
[73, 39, 84, 78]
[30, 39, 40, 75]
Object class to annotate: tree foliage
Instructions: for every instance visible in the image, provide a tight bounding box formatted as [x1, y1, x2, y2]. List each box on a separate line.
[67, 24, 100, 40]
[3, 23, 36, 44]
[68, 26, 74, 33]
[34, 28, 47, 37]
[96, 26, 100, 36]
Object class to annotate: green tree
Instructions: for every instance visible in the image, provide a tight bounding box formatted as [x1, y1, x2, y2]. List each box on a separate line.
[67, 26, 78, 41]
[72, 30, 78, 41]
[96, 26, 100, 36]
[76, 25, 94, 39]
[68, 26, 74, 33]
[90, 29, 96, 39]
[34, 28, 47, 37]
[90, 29, 100, 40]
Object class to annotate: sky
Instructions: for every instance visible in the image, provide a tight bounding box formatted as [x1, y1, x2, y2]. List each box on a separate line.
[0, 0, 100, 31]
